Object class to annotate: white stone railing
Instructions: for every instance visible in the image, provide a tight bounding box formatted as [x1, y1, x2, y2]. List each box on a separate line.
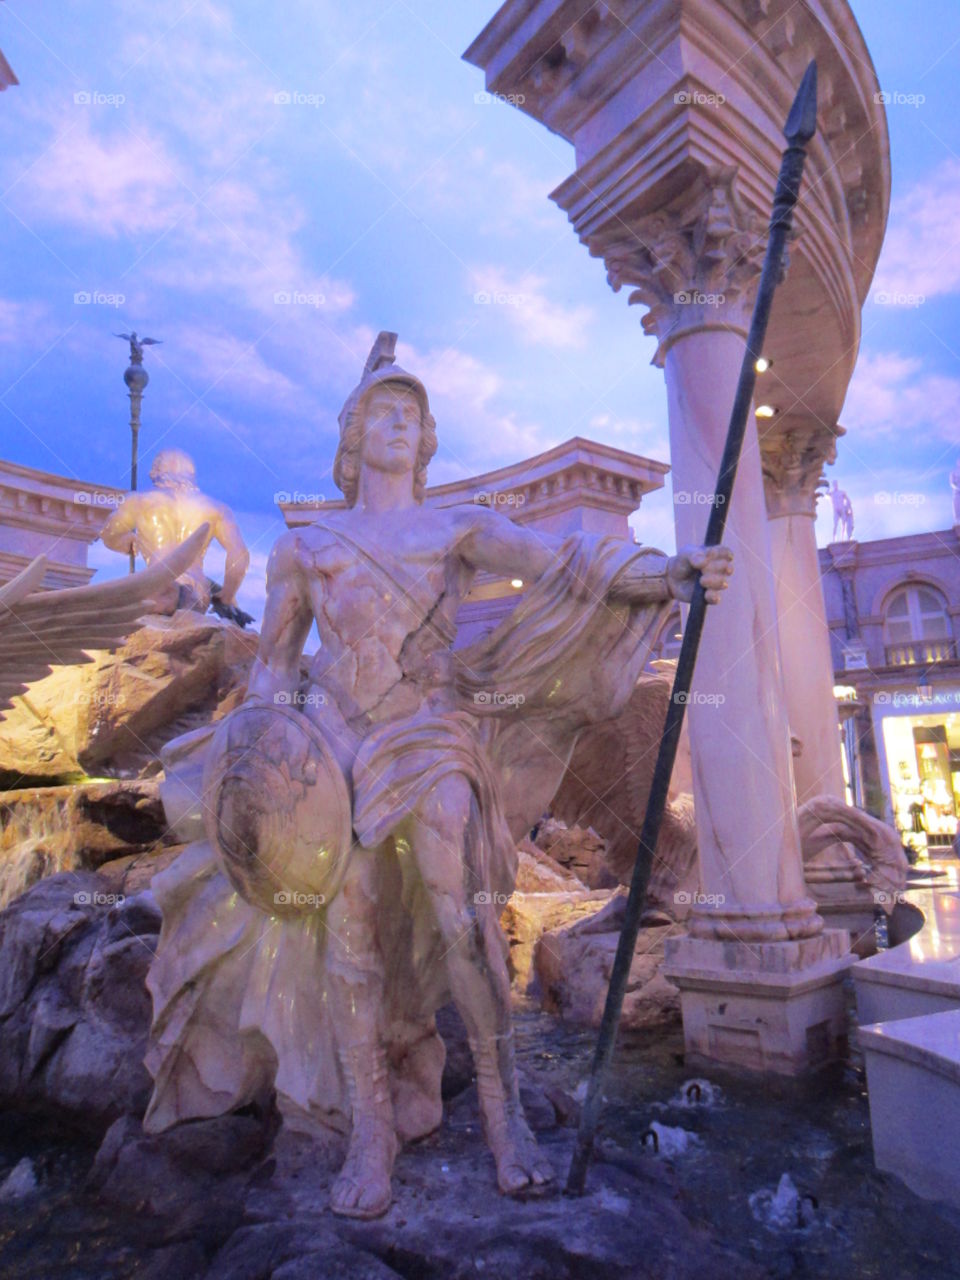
[884, 640, 958, 667]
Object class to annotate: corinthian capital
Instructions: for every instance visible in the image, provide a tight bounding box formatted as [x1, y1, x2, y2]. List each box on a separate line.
[602, 166, 764, 366]
[760, 422, 842, 518]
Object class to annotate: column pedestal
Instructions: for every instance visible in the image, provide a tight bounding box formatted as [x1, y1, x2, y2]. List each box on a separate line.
[663, 928, 852, 1074]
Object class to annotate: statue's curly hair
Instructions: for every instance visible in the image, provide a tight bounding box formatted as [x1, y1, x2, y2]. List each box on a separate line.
[333, 380, 437, 507]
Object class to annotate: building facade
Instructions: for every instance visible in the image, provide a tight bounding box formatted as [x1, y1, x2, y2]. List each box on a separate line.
[818, 529, 960, 851]
[0, 460, 124, 590]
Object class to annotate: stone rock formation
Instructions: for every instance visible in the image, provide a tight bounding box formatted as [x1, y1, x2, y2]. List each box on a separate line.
[0, 872, 160, 1130]
[0, 778, 166, 909]
[0, 613, 258, 786]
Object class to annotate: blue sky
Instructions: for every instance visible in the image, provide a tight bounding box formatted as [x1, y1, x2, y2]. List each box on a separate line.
[0, 0, 958, 620]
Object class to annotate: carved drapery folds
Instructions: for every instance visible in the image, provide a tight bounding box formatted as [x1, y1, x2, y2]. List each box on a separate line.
[760, 423, 842, 519]
[601, 166, 765, 365]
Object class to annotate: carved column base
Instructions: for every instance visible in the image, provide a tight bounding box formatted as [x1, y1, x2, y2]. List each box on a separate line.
[662, 929, 852, 1075]
[686, 895, 823, 943]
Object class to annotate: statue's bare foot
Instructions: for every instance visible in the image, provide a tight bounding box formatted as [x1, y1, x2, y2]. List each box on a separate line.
[330, 1122, 396, 1219]
[490, 1113, 555, 1196]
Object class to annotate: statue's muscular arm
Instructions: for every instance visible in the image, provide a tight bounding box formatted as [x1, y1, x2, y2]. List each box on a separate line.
[457, 506, 672, 604]
[247, 532, 314, 703]
[211, 505, 250, 606]
[100, 497, 142, 555]
[458, 507, 732, 606]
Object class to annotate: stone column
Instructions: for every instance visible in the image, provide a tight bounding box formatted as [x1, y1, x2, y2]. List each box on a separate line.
[760, 427, 846, 803]
[608, 173, 850, 1073]
[761, 428, 876, 947]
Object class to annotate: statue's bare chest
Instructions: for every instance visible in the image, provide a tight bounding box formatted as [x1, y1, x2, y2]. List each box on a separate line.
[297, 521, 462, 653]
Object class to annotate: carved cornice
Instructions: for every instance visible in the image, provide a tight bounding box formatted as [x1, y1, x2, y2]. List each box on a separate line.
[601, 166, 764, 365]
[760, 422, 843, 519]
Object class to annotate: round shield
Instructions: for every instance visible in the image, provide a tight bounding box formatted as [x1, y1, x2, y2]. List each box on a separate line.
[202, 701, 353, 916]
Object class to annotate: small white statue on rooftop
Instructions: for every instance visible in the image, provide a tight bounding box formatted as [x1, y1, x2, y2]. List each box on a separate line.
[142, 333, 733, 1219]
[829, 479, 854, 542]
[951, 455, 960, 525]
[100, 449, 249, 613]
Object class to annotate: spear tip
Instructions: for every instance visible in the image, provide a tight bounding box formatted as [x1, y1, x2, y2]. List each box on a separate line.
[783, 60, 818, 146]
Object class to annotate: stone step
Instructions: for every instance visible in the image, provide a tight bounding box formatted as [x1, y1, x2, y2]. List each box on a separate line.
[859, 1008, 960, 1209]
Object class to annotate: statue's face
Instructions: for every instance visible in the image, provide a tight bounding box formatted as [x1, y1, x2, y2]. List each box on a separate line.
[358, 385, 421, 478]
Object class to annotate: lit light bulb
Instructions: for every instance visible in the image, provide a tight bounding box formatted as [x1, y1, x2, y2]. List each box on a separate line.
[755, 356, 772, 373]
[755, 404, 777, 419]
[510, 578, 524, 589]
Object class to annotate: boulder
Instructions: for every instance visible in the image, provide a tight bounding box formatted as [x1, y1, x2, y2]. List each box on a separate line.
[514, 839, 585, 893]
[500, 889, 612, 995]
[0, 779, 167, 908]
[0, 871, 159, 1129]
[532, 819, 616, 889]
[535, 916, 680, 1031]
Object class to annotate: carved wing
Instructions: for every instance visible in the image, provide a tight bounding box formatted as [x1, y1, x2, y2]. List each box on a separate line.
[0, 525, 209, 713]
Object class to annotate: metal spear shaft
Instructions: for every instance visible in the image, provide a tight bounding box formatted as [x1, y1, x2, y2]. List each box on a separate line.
[566, 60, 819, 1196]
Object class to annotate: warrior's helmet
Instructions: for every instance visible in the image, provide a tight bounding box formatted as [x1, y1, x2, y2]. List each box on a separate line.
[333, 332, 437, 506]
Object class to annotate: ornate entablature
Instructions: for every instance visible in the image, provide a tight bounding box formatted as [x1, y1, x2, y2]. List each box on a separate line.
[0, 460, 124, 590]
[280, 436, 669, 542]
[760, 420, 844, 519]
[465, 0, 891, 445]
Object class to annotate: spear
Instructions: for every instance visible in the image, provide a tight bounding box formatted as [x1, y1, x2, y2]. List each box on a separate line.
[565, 60, 819, 1196]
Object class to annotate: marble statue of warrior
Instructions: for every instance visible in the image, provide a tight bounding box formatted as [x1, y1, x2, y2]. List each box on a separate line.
[142, 333, 733, 1219]
[829, 479, 854, 543]
[101, 449, 250, 611]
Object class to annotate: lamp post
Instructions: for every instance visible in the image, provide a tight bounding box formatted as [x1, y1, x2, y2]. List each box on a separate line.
[116, 331, 161, 572]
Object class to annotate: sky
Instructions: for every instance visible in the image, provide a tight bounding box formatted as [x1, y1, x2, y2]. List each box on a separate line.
[0, 0, 958, 622]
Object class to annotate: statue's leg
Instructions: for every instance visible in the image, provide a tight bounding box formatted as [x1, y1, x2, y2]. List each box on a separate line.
[412, 774, 554, 1195]
[324, 846, 397, 1219]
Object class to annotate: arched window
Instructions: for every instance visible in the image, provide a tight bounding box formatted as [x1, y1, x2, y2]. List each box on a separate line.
[884, 584, 954, 665]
